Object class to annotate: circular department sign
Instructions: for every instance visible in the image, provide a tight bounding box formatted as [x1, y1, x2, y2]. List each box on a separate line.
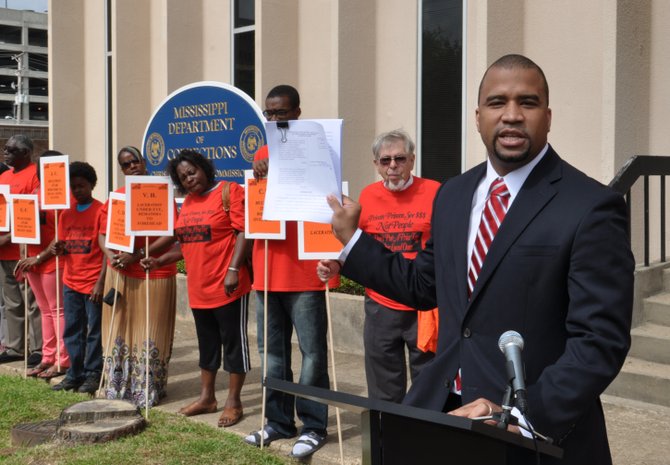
[142, 82, 266, 184]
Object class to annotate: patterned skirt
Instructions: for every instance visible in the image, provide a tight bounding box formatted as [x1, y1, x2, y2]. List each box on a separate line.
[100, 269, 176, 408]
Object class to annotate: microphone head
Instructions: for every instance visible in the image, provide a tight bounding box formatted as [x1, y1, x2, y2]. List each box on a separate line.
[498, 330, 524, 352]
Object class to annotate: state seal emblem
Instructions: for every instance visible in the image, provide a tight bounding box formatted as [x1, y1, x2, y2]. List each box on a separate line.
[145, 133, 165, 166]
[239, 125, 264, 163]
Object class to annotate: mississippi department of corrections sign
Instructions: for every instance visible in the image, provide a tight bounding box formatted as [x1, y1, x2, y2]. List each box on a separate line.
[142, 81, 266, 185]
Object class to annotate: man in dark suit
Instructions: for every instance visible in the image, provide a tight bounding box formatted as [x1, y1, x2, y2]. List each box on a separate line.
[320, 54, 634, 464]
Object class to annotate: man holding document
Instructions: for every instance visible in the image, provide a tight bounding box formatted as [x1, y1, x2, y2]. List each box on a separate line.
[319, 55, 633, 464]
[244, 85, 331, 459]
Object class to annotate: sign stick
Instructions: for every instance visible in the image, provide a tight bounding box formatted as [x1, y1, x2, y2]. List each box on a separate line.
[145, 237, 150, 419]
[54, 212, 61, 372]
[98, 269, 121, 397]
[325, 282, 344, 465]
[260, 240, 269, 449]
[22, 246, 28, 378]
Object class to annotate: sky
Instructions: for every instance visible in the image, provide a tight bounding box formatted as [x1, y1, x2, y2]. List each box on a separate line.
[1, 0, 47, 13]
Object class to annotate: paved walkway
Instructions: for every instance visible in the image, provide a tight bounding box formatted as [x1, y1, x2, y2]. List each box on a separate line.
[2, 309, 670, 464]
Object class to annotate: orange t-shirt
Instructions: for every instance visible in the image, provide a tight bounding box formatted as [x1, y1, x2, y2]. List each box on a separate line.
[0, 163, 39, 260]
[176, 182, 251, 309]
[27, 191, 63, 274]
[359, 177, 440, 310]
[251, 145, 335, 291]
[98, 186, 177, 279]
[58, 200, 105, 294]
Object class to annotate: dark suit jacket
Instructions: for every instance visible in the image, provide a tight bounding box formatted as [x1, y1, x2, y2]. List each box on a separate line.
[343, 147, 634, 465]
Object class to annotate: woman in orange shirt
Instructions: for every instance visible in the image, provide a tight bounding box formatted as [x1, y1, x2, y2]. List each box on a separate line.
[142, 149, 252, 428]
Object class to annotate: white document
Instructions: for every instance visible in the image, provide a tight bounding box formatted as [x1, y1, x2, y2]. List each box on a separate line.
[263, 119, 342, 223]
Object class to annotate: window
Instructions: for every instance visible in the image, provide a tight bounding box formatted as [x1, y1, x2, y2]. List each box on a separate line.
[0, 75, 15, 95]
[0, 25, 21, 45]
[420, 0, 463, 182]
[28, 28, 47, 47]
[28, 53, 48, 72]
[28, 77, 48, 96]
[0, 100, 13, 119]
[29, 102, 47, 121]
[232, 0, 255, 98]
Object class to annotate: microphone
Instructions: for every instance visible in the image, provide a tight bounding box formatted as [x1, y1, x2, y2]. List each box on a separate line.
[498, 330, 528, 414]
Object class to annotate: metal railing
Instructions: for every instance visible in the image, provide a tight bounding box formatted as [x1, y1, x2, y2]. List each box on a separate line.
[609, 155, 670, 266]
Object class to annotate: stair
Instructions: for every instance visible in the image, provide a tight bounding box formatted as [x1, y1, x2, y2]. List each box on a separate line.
[606, 270, 670, 407]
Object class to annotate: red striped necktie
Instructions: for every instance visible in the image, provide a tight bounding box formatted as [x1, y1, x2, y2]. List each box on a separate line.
[454, 177, 510, 394]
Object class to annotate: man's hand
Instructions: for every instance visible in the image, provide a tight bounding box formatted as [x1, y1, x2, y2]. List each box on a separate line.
[317, 259, 341, 282]
[327, 194, 361, 245]
[253, 158, 269, 179]
[449, 397, 521, 434]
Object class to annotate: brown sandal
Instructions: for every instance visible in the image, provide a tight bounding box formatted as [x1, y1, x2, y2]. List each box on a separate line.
[218, 407, 243, 427]
[37, 366, 68, 379]
[27, 362, 52, 377]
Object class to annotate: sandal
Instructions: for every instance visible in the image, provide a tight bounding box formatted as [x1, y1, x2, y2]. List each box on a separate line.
[27, 362, 52, 377]
[244, 425, 293, 447]
[217, 406, 243, 427]
[289, 431, 327, 458]
[37, 367, 68, 379]
[178, 401, 217, 417]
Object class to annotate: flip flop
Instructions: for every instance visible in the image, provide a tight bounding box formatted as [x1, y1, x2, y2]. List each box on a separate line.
[244, 425, 293, 447]
[27, 362, 52, 377]
[37, 367, 68, 379]
[218, 407, 243, 427]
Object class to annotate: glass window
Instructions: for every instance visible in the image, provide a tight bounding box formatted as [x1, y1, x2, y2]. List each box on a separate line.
[28, 53, 48, 72]
[28, 28, 47, 47]
[234, 31, 254, 99]
[234, 0, 255, 28]
[0, 25, 21, 45]
[0, 101, 14, 120]
[0, 76, 15, 95]
[29, 77, 48, 96]
[29, 102, 48, 121]
[420, 0, 463, 182]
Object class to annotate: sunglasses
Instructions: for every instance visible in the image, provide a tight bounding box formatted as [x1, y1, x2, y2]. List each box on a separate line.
[120, 159, 142, 169]
[377, 155, 409, 166]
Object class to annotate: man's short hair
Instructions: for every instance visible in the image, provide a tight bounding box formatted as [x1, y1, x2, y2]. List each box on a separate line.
[266, 85, 300, 109]
[10, 134, 33, 153]
[372, 129, 415, 159]
[478, 54, 549, 105]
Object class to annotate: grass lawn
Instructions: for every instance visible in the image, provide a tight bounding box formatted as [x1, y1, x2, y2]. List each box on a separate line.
[0, 375, 290, 465]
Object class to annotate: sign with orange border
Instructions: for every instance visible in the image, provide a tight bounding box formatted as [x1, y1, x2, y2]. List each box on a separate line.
[40, 155, 70, 210]
[10, 194, 40, 244]
[125, 175, 174, 236]
[297, 181, 348, 259]
[244, 170, 285, 239]
[0, 184, 9, 232]
[105, 192, 135, 253]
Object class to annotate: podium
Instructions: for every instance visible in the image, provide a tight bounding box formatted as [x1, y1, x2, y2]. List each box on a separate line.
[266, 378, 562, 465]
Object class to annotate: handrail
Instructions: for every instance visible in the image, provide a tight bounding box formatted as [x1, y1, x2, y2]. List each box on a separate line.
[609, 155, 670, 266]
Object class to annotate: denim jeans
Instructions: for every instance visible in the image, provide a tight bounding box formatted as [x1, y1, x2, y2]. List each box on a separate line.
[256, 291, 329, 437]
[63, 284, 102, 382]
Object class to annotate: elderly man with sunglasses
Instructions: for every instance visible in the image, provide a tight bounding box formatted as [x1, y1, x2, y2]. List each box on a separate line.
[0, 135, 42, 366]
[322, 129, 441, 402]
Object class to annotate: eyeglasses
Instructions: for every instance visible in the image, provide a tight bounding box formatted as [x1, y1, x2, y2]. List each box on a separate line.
[377, 155, 409, 166]
[263, 109, 294, 118]
[120, 159, 142, 169]
[3, 146, 24, 154]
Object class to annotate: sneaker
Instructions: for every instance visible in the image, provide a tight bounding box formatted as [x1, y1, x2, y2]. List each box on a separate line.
[244, 425, 294, 447]
[289, 431, 327, 458]
[52, 378, 83, 392]
[0, 350, 23, 364]
[27, 352, 42, 368]
[77, 376, 101, 394]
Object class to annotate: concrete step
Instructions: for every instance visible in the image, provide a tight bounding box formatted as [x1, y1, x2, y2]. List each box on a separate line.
[606, 357, 670, 407]
[643, 292, 670, 326]
[662, 268, 670, 290]
[629, 323, 670, 364]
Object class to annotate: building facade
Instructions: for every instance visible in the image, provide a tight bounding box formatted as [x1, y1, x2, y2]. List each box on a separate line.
[48, 0, 670, 263]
